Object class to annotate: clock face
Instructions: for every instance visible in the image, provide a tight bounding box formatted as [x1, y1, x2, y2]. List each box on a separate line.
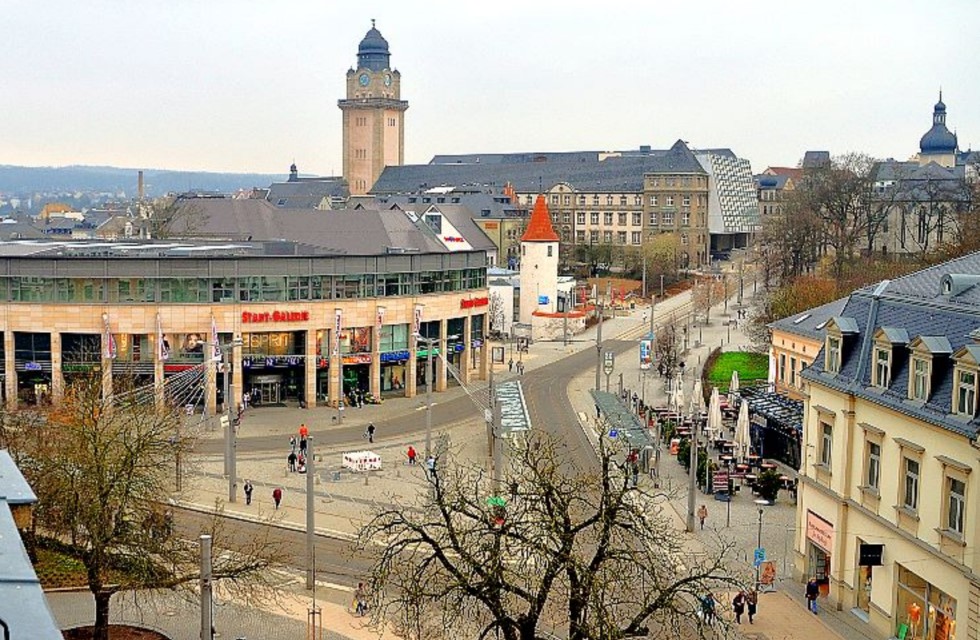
[384, 74, 392, 87]
[358, 73, 370, 87]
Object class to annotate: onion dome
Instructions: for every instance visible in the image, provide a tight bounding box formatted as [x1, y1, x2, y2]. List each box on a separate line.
[357, 20, 390, 72]
[919, 91, 958, 155]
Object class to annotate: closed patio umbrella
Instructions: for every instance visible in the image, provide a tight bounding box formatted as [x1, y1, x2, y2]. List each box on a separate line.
[690, 378, 704, 416]
[735, 399, 751, 461]
[707, 386, 722, 440]
[729, 370, 740, 404]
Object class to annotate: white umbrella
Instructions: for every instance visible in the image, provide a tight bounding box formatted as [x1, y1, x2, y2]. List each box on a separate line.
[729, 370, 740, 403]
[735, 399, 751, 461]
[690, 378, 704, 416]
[672, 379, 684, 415]
[707, 387, 723, 440]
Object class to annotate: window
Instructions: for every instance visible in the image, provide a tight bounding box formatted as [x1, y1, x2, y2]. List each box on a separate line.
[866, 442, 881, 491]
[617, 231, 627, 244]
[779, 353, 786, 382]
[903, 458, 920, 511]
[910, 356, 930, 401]
[820, 423, 833, 467]
[563, 195, 571, 205]
[790, 356, 797, 386]
[634, 195, 642, 206]
[606, 195, 613, 205]
[874, 347, 891, 388]
[683, 195, 691, 207]
[590, 212, 599, 225]
[665, 195, 674, 206]
[955, 368, 977, 416]
[682, 211, 690, 226]
[576, 212, 585, 225]
[649, 195, 658, 206]
[547, 246, 553, 257]
[592, 195, 600, 206]
[590, 230, 599, 243]
[680, 233, 688, 245]
[631, 231, 641, 245]
[619, 196, 627, 206]
[562, 213, 571, 224]
[826, 336, 841, 373]
[618, 212, 627, 226]
[662, 211, 674, 225]
[576, 230, 585, 242]
[603, 231, 612, 243]
[604, 212, 613, 225]
[649, 212, 658, 225]
[632, 212, 641, 226]
[947, 477, 966, 534]
[550, 195, 558, 205]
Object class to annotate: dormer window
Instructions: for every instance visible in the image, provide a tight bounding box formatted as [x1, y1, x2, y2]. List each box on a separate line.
[826, 336, 841, 373]
[909, 356, 930, 401]
[873, 347, 891, 388]
[955, 369, 976, 416]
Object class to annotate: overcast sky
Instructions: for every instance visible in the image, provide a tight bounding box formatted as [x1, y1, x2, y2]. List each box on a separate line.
[2, 1, 978, 176]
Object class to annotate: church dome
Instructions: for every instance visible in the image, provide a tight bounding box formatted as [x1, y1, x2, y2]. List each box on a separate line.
[919, 92, 957, 155]
[357, 21, 390, 72]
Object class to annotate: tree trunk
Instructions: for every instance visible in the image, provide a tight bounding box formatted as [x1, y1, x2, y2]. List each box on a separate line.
[93, 590, 112, 640]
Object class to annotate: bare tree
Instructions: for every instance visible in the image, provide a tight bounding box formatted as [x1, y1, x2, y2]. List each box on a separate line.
[16, 373, 282, 640]
[142, 196, 208, 239]
[358, 432, 736, 640]
[489, 290, 507, 338]
[655, 324, 682, 384]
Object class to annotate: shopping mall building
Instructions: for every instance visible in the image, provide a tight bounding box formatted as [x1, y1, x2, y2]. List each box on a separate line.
[0, 234, 489, 412]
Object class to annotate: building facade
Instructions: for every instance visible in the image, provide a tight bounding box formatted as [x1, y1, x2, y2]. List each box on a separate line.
[339, 22, 408, 195]
[0, 240, 488, 413]
[797, 258, 980, 640]
[768, 298, 847, 400]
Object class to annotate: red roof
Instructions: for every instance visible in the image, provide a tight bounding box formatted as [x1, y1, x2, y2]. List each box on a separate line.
[521, 194, 559, 242]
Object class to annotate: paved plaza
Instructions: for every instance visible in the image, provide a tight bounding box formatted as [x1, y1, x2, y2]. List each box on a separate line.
[49, 283, 877, 640]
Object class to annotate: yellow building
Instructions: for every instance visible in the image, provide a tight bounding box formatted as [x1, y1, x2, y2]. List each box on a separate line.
[796, 262, 980, 640]
[339, 21, 408, 195]
[768, 298, 847, 400]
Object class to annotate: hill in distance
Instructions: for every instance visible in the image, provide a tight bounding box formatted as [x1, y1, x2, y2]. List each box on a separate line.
[0, 164, 286, 197]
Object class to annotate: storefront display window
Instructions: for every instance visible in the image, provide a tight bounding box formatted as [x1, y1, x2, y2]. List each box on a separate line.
[896, 565, 956, 640]
[340, 327, 371, 354]
[856, 565, 872, 615]
[379, 324, 409, 352]
[381, 363, 407, 394]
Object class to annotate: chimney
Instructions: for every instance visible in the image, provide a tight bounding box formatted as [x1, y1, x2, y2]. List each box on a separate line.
[138, 170, 145, 201]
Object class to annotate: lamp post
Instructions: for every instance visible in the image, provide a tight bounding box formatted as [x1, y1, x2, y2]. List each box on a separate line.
[594, 301, 604, 392]
[754, 501, 768, 589]
[417, 333, 459, 459]
[211, 338, 243, 503]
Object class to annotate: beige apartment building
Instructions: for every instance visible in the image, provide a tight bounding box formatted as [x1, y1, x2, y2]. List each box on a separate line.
[768, 298, 847, 400]
[796, 259, 980, 640]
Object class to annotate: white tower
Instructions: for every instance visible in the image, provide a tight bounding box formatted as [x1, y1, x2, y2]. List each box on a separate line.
[519, 195, 560, 339]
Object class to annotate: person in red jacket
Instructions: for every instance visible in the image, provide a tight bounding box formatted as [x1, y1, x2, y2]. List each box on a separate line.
[273, 487, 283, 510]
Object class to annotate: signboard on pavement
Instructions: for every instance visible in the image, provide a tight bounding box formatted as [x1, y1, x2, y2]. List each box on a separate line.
[712, 470, 730, 493]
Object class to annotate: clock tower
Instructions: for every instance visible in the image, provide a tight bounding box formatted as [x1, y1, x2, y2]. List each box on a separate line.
[339, 21, 408, 195]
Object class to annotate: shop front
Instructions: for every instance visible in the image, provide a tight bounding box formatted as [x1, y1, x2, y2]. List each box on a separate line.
[445, 318, 466, 386]
[14, 332, 52, 405]
[110, 333, 154, 390]
[379, 323, 410, 397]
[241, 331, 306, 405]
[895, 565, 957, 640]
[339, 325, 372, 401]
[805, 510, 833, 597]
[470, 314, 485, 373]
[61, 333, 104, 390]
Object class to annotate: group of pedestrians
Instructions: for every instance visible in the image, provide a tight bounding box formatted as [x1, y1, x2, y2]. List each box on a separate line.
[699, 588, 758, 626]
[241, 479, 283, 510]
[506, 359, 526, 375]
[287, 424, 310, 473]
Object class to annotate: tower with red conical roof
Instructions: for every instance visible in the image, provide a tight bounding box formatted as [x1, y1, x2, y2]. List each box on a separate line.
[519, 195, 560, 332]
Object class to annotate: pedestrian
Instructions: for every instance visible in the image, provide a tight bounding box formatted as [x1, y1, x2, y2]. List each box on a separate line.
[242, 391, 249, 410]
[243, 479, 253, 505]
[426, 455, 437, 480]
[508, 358, 514, 372]
[299, 437, 308, 455]
[630, 461, 639, 487]
[700, 592, 715, 625]
[287, 450, 297, 472]
[746, 589, 758, 624]
[354, 582, 368, 617]
[407, 445, 417, 465]
[732, 590, 746, 624]
[272, 487, 283, 509]
[805, 577, 819, 614]
[366, 423, 376, 444]
[697, 504, 708, 530]
[289, 435, 297, 453]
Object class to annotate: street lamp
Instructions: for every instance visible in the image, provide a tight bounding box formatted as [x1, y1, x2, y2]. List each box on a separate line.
[210, 338, 243, 503]
[417, 333, 459, 459]
[754, 500, 769, 589]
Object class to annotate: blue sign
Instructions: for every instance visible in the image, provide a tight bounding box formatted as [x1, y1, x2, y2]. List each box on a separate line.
[380, 350, 410, 363]
[538, 295, 549, 304]
[608, 429, 619, 438]
[24, 361, 42, 371]
[753, 548, 766, 567]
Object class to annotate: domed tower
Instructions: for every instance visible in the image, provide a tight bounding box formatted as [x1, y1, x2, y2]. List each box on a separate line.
[918, 91, 958, 167]
[338, 20, 409, 195]
[519, 195, 560, 335]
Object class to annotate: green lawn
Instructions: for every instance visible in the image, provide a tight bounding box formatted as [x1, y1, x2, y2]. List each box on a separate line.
[706, 352, 768, 392]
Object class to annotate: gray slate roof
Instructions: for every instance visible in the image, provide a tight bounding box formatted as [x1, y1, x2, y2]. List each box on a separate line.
[0, 451, 37, 504]
[373, 140, 706, 195]
[803, 251, 980, 439]
[769, 297, 848, 340]
[266, 177, 348, 208]
[173, 198, 452, 255]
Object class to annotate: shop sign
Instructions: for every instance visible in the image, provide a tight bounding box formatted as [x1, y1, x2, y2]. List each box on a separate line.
[242, 310, 310, 324]
[164, 364, 196, 373]
[806, 510, 834, 552]
[859, 543, 883, 566]
[342, 354, 372, 365]
[381, 350, 410, 363]
[63, 363, 98, 373]
[483, 221, 499, 229]
[461, 296, 489, 309]
[316, 357, 328, 369]
[416, 348, 441, 358]
[24, 362, 42, 371]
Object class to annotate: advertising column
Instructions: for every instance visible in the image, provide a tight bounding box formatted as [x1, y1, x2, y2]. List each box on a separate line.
[50, 332, 64, 404]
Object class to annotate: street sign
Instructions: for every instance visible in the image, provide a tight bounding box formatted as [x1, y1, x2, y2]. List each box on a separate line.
[603, 351, 615, 375]
[753, 547, 766, 567]
[608, 429, 619, 439]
